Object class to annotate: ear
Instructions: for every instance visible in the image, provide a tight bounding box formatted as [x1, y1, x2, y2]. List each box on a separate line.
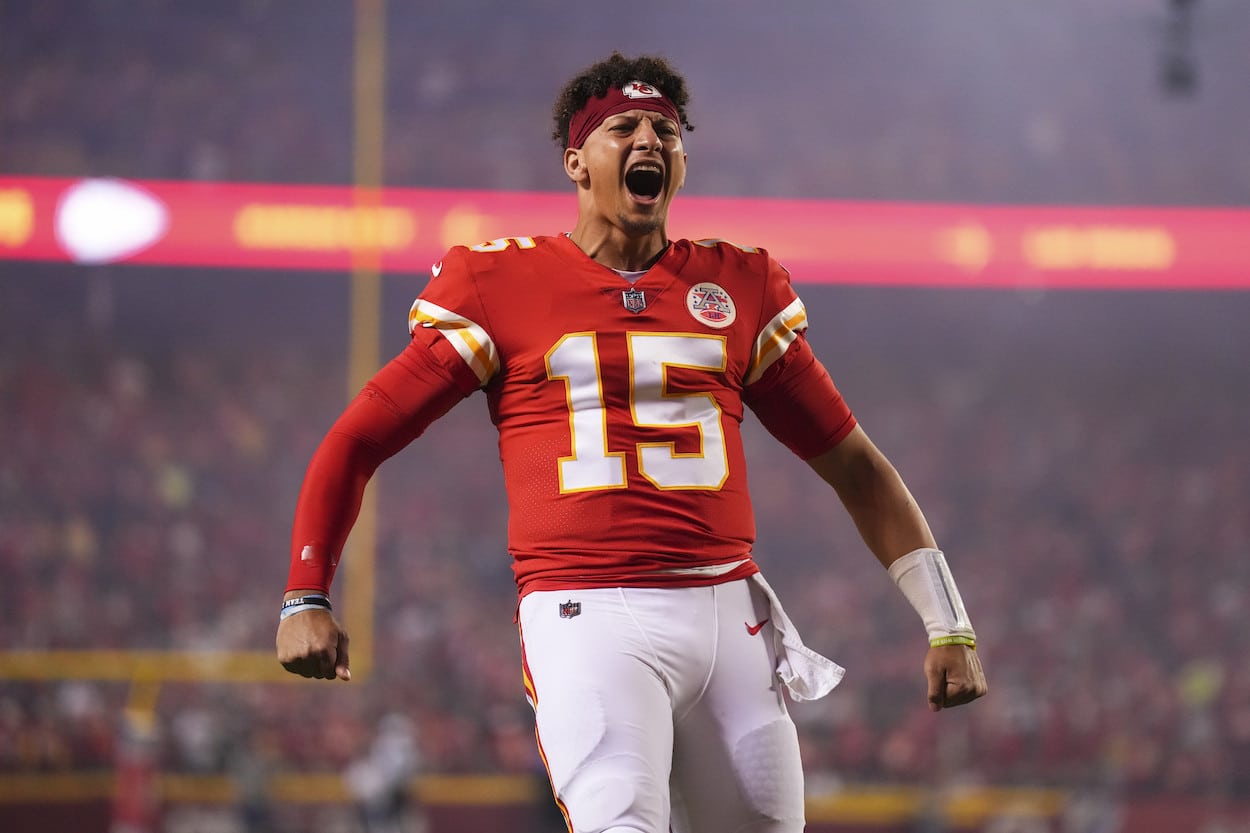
[677, 151, 688, 189]
[564, 147, 589, 184]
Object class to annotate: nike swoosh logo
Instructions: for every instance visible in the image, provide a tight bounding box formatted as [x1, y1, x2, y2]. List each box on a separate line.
[745, 619, 769, 636]
[431, 261, 443, 278]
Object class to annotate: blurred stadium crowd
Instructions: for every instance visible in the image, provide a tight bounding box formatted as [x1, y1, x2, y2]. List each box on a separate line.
[4, 274, 1248, 801]
[5, 0, 1250, 204]
[2, 0, 1249, 813]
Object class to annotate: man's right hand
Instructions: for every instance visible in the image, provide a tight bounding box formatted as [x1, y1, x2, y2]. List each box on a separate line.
[276, 604, 351, 681]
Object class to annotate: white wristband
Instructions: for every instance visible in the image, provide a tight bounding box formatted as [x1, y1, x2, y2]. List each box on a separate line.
[887, 548, 976, 647]
[279, 603, 325, 621]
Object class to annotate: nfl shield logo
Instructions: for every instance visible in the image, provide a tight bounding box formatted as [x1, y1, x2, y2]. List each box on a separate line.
[559, 600, 582, 619]
[621, 288, 647, 314]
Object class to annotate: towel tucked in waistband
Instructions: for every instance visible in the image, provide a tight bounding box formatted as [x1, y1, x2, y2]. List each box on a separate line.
[750, 572, 845, 701]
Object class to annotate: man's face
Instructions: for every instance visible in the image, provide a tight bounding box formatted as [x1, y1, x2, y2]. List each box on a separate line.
[567, 108, 687, 237]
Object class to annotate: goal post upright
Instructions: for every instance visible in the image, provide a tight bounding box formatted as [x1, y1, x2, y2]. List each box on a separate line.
[341, 0, 387, 683]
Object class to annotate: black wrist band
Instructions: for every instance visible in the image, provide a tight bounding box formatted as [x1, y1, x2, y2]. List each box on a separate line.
[282, 594, 331, 611]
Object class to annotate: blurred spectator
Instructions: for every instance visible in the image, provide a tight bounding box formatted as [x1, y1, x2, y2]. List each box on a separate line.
[344, 713, 424, 833]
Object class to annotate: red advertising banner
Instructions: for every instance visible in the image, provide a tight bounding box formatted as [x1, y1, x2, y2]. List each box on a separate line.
[1, 175, 1247, 288]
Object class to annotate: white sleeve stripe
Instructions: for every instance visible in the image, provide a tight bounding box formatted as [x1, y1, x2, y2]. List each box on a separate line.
[407, 299, 499, 385]
[746, 298, 808, 385]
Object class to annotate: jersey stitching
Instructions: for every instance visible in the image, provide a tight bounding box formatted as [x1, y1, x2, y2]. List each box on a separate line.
[735, 246, 765, 390]
[459, 245, 502, 386]
[748, 249, 771, 389]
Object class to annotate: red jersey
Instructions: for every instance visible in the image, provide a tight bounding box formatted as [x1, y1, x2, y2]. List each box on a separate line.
[286, 234, 854, 597]
[406, 235, 855, 595]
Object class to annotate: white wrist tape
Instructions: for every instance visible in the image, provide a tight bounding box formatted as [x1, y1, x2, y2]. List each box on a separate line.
[887, 548, 976, 646]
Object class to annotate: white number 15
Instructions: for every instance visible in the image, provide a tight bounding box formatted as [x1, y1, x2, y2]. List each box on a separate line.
[544, 332, 729, 492]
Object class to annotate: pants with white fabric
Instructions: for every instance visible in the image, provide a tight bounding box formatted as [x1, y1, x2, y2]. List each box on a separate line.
[518, 578, 807, 833]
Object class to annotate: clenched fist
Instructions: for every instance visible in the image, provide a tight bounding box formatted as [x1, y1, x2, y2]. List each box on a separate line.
[925, 643, 986, 711]
[276, 598, 351, 681]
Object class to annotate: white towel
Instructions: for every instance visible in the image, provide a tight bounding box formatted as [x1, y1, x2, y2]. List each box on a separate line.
[750, 573, 845, 701]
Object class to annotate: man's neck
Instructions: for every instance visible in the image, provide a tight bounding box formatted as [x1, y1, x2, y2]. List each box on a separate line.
[568, 222, 669, 272]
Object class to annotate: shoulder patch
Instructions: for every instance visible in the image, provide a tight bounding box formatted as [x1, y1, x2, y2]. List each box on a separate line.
[686, 282, 737, 329]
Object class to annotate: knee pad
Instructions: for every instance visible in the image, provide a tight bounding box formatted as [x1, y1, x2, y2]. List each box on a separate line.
[732, 718, 805, 823]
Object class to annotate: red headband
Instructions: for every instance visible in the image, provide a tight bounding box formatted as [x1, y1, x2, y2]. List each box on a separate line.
[567, 80, 681, 149]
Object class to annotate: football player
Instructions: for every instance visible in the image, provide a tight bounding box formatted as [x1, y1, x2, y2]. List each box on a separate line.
[277, 52, 987, 833]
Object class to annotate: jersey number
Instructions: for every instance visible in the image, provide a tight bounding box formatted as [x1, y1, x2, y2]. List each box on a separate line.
[545, 333, 728, 492]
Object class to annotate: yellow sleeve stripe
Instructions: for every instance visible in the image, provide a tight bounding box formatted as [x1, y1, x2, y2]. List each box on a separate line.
[407, 299, 499, 385]
[746, 298, 807, 385]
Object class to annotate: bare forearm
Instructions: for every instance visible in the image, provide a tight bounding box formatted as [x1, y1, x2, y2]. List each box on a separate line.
[806, 425, 935, 568]
[808, 425, 988, 709]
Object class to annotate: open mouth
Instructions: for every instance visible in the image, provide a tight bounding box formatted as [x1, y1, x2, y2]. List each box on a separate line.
[625, 164, 664, 201]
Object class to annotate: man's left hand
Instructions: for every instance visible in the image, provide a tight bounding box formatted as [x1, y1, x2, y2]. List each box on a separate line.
[925, 644, 987, 711]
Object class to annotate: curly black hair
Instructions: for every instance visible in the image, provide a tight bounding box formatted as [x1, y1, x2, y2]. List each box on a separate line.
[551, 52, 695, 150]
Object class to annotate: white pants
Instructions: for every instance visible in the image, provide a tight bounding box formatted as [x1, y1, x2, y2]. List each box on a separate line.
[518, 578, 807, 833]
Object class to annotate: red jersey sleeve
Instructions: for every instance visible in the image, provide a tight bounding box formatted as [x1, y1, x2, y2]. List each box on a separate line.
[285, 316, 479, 594]
[739, 252, 855, 460]
[406, 246, 501, 387]
[743, 331, 856, 460]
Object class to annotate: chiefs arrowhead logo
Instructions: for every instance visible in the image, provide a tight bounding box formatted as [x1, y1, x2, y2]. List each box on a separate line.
[622, 81, 663, 100]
